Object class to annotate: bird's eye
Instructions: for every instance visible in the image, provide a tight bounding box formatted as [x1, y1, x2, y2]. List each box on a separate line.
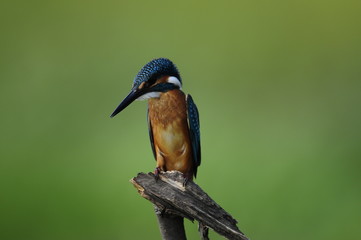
[147, 77, 157, 86]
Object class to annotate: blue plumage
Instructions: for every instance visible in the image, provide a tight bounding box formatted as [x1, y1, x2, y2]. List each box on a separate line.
[186, 94, 201, 177]
[133, 58, 182, 88]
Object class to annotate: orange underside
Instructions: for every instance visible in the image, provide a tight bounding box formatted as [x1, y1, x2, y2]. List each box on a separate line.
[148, 89, 193, 176]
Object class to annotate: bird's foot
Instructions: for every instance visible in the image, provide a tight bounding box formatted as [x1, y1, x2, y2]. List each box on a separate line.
[183, 177, 188, 187]
[154, 167, 161, 181]
[182, 172, 193, 187]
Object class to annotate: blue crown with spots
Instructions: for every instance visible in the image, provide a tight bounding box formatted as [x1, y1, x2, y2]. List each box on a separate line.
[132, 58, 181, 88]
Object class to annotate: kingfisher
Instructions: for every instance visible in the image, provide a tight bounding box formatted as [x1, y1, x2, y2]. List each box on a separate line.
[110, 58, 201, 182]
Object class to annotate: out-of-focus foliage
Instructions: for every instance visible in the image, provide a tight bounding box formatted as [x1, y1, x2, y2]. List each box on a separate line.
[0, 0, 360, 239]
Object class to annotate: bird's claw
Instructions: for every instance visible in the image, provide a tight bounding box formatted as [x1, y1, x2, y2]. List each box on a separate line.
[183, 177, 189, 187]
[182, 172, 192, 187]
[154, 167, 161, 181]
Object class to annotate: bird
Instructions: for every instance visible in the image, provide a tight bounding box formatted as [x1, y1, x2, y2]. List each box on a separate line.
[110, 58, 201, 182]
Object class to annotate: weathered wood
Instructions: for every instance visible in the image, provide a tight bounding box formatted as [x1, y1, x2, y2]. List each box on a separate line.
[154, 205, 187, 240]
[130, 171, 249, 240]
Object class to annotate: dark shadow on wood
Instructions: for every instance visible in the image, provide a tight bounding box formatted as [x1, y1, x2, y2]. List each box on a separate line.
[130, 171, 249, 240]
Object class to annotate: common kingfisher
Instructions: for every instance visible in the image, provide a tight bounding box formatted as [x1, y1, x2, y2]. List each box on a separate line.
[110, 58, 201, 181]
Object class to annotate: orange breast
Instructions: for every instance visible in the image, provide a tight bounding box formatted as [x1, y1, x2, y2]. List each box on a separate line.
[148, 90, 193, 175]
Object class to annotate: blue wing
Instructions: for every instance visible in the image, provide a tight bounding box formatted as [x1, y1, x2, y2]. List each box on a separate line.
[147, 107, 157, 160]
[186, 94, 201, 177]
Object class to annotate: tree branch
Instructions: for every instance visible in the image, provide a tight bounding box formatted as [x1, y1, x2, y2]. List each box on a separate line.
[130, 171, 249, 240]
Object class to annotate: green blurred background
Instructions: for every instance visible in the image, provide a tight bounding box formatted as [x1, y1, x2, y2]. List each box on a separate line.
[1, 0, 360, 239]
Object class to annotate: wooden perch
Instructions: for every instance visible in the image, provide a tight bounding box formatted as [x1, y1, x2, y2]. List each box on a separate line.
[130, 171, 249, 240]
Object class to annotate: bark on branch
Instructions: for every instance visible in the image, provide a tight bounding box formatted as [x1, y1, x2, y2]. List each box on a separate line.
[130, 171, 249, 240]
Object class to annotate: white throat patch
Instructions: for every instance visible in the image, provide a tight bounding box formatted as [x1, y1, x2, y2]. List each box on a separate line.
[137, 92, 161, 101]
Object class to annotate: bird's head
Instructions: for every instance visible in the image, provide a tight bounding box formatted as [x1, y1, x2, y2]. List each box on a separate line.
[110, 58, 182, 118]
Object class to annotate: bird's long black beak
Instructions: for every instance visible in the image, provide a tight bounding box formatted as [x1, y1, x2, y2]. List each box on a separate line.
[110, 88, 145, 118]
